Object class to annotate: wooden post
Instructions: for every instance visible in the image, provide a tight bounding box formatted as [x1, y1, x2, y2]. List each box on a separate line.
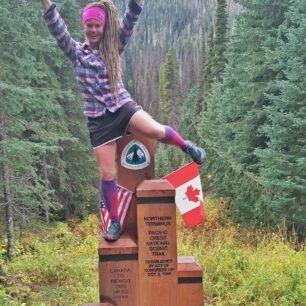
[136, 180, 178, 306]
[98, 135, 155, 306]
[178, 256, 204, 306]
[98, 232, 139, 306]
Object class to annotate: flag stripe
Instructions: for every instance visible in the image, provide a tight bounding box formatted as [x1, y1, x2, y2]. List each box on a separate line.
[181, 204, 205, 228]
[118, 189, 126, 214]
[164, 162, 199, 188]
[119, 191, 132, 226]
[121, 194, 131, 225]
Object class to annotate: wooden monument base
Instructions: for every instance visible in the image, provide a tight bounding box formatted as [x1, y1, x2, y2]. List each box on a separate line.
[95, 180, 204, 306]
[83, 136, 204, 305]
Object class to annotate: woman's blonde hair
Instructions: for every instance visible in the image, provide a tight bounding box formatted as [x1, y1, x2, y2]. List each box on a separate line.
[83, 0, 121, 95]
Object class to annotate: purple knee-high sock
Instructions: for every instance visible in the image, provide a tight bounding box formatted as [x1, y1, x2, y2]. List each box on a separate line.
[159, 126, 188, 150]
[101, 179, 119, 222]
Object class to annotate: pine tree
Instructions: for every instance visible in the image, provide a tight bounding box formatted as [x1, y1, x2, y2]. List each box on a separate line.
[203, 29, 215, 94]
[197, 29, 206, 113]
[0, 0, 98, 257]
[257, 0, 306, 235]
[0, 93, 14, 260]
[198, 0, 291, 227]
[180, 87, 201, 143]
[113, 0, 218, 116]
[0, 1, 45, 258]
[158, 49, 180, 127]
[156, 87, 200, 179]
[212, 0, 228, 81]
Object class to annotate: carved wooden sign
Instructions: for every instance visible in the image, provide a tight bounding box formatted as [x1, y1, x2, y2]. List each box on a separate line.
[137, 180, 178, 306]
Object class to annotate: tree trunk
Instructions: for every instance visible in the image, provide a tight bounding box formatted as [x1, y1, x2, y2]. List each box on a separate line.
[0, 264, 6, 277]
[4, 162, 14, 260]
[0, 93, 15, 260]
[42, 156, 50, 224]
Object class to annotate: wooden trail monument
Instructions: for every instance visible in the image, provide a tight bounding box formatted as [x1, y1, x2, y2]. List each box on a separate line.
[83, 135, 204, 306]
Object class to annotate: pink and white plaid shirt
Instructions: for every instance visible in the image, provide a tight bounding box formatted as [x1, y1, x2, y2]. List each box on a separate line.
[44, 0, 142, 118]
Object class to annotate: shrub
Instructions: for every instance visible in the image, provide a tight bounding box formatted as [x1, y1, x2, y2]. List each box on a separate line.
[1, 215, 100, 305]
[177, 198, 306, 305]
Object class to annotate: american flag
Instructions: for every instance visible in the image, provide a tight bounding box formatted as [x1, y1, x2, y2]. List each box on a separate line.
[100, 185, 133, 232]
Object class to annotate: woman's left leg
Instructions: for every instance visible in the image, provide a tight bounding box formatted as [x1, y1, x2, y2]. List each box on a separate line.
[128, 110, 206, 164]
[128, 110, 188, 150]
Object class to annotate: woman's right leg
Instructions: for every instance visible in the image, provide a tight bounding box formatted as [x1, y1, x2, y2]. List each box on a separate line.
[94, 141, 121, 241]
[95, 141, 117, 180]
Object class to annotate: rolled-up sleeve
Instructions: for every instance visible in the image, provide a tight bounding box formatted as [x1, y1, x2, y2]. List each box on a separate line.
[119, 0, 143, 53]
[44, 4, 77, 62]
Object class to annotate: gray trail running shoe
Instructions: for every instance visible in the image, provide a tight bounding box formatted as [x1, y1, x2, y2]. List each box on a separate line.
[104, 220, 121, 242]
[184, 141, 206, 164]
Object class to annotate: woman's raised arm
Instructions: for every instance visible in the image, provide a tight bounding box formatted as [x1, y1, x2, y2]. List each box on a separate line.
[41, 0, 77, 63]
[41, 0, 52, 11]
[118, 0, 143, 53]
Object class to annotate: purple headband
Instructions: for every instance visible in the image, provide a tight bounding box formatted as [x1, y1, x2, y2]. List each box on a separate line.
[82, 6, 107, 26]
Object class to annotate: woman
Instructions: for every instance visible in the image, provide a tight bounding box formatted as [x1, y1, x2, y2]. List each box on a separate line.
[40, 0, 206, 241]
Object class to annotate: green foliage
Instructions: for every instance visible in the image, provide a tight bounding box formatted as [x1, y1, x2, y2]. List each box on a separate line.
[155, 87, 202, 179]
[255, 0, 306, 236]
[0, 0, 99, 248]
[1, 209, 305, 305]
[179, 87, 201, 143]
[1, 216, 99, 305]
[212, 0, 228, 81]
[197, 0, 306, 235]
[155, 145, 186, 178]
[112, 0, 217, 118]
[177, 199, 306, 305]
[203, 29, 215, 94]
[198, 26, 217, 110]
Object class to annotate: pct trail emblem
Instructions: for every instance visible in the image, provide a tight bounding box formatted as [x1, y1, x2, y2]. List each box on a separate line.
[121, 140, 150, 170]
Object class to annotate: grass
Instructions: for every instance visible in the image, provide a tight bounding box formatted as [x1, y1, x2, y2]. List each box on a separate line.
[177, 198, 306, 305]
[0, 216, 99, 305]
[0, 199, 305, 305]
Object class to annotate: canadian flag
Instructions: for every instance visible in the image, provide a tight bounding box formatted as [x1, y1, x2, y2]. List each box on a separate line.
[164, 162, 206, 228]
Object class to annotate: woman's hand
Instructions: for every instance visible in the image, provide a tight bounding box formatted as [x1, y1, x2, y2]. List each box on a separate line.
[41, 0, 52, 11]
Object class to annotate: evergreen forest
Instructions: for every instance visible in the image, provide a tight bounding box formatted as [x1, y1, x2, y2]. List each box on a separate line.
[0, 0, 305, 304]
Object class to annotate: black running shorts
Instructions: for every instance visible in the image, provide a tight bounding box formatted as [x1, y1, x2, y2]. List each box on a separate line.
[87, 101, 142, 149]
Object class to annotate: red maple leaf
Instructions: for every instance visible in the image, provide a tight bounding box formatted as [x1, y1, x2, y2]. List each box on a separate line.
[184, 185, 200, 203]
